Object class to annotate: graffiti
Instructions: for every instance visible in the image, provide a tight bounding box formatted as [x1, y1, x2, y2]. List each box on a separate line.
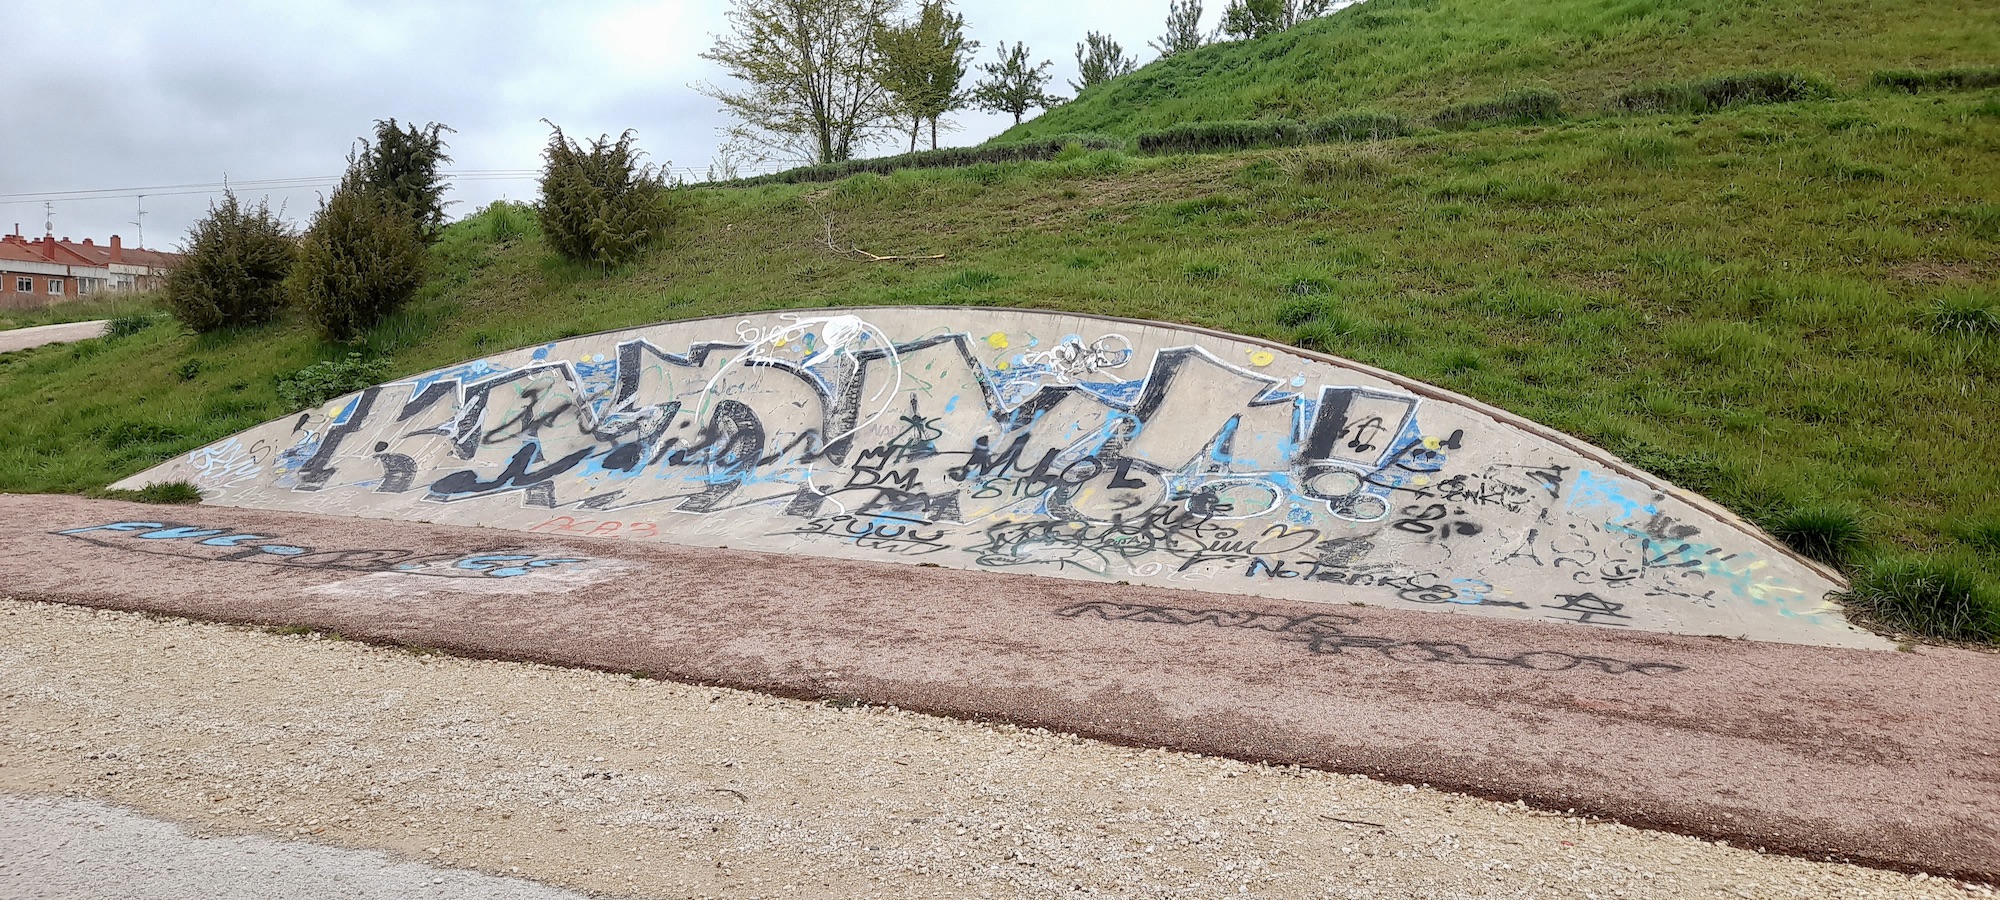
[529, 516, 660, 539]
[116, 309, 1859, 645]
[56, 521, 588, 579]
[1056, 601, 1686, 675]
[777, 513, 951, 555]
[1543, 592, 1630, 627]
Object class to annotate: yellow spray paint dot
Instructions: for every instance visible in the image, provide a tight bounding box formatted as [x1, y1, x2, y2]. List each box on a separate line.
[986, 332, 1010, 349]
[773, 336, 788, 348]
[1422, 436, 1442, 450]
[1246, 349, 1275, 367]
[1412, 475, 1431, 486]
[996, 360, 1011, 371]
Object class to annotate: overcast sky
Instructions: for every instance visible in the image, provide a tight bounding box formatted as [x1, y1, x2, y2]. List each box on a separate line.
[1, 1, 1214, 250]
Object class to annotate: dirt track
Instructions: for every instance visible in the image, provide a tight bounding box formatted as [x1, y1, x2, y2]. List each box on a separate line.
[2, 494, 1996, 883]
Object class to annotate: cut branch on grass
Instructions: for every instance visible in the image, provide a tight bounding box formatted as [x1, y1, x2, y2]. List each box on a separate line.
[804, 193, 946, 262]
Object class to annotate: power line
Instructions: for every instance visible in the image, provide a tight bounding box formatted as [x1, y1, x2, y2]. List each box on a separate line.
[0, 162, 793, 211]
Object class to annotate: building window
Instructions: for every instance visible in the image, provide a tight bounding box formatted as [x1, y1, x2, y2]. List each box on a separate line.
[13, 277, 29, 293]
[79, 279, 93, 295]
[48, 279, 63, 295]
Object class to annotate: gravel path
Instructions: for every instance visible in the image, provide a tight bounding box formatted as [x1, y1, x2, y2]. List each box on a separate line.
[10, 495, 1997, 879]
[2, 600, 1984, 900]
[0, 320, 108, 354]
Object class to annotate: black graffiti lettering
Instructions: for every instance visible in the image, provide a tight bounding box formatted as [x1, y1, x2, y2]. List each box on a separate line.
[1544, 592, 1631, 626]
[1057, 601, 1683, 675]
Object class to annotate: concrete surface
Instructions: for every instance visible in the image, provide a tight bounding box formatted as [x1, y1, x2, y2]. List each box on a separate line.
[5, 600, 1982, 900]
[113, 307, 1871, 647]
[6, 494, 1994, 881]
[0, 796, 600, 900]
[0, 320, 109, 354]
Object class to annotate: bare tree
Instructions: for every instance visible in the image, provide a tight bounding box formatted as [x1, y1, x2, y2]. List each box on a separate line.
[1149, 0, 1206, 58]
[698, 0, 901, 165]
[972, 41, 1062, 126]
[1071, 32, 1138, 93]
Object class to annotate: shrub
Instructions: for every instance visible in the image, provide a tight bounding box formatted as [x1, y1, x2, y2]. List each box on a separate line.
[1843, 554, 2000, 643]
[1612, 71, 1835, 114]
[278, 352, 390, 410]
[1870, 67, 2000, 93]
[1432, 88, 1564, 130]
[727, 134, 1124, 186]
[1923, 291, 2000, 338]
[1132, 113, 1408, 155]
[292, 174, 428, 341]
[349, 118, 454, 241]
[537, 124, 673, 269]
[104, 312, 161, 339]
[1763, 505, 1865, 565]
[97, 481, 203, 504]
[163, 190, 297, 333]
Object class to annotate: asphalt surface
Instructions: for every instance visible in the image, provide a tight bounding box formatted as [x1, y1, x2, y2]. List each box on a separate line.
[0, 796, 600, 900]
[0, 320, 109, 354]
[4, 493, 1996, 882]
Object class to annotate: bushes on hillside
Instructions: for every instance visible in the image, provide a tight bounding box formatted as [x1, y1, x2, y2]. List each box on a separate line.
[1611, 71, 1834, 114]
[291, 173, 428, 341]
[1432, 88, 1564, 129]
[348, 118, 454, 241]
[1870, 66, 2000, 93]
[729, 134, 1123, 185]
[537, 125, 673, 269]
[164, 191, 298, 333]
[1133, 112, 1408, 154]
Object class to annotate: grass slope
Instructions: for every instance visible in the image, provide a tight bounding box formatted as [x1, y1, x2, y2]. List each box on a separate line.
[1, 15, 1997, 637]
[998, 0, 1999, 139]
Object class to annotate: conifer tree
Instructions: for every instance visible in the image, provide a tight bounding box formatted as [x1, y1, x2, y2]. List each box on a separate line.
[972, 42, 1062, 126]
[536, 124, 673, 269]
[164, 191, 296, 333]
[1071, 32, 1137, 93]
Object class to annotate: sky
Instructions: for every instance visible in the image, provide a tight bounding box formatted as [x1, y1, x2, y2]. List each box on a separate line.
[1, 0, 1209, 250]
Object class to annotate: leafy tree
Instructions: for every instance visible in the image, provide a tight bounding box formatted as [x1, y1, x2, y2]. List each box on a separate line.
[873, 0, 977, 152]
[291, 172, 427, 341]
[1218, 0, 1332, 41]
[1072, 31, 1138, 93]
[1149, 0, 1206, 58]
[163, 190, 297, 333]
[699, 0, 901, 164]
[349, 118, 454, 242]
[972, 41, 1062, 126]
[536, 123, 673, 269]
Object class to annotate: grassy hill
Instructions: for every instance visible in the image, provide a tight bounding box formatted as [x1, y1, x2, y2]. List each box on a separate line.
[1, 1, 1996, 640]
[999, 0, 2000, 140]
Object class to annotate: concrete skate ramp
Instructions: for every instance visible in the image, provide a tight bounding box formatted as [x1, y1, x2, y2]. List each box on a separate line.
[115, 307, 1878, 648]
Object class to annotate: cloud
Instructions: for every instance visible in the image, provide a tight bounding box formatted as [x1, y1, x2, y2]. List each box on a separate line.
[1, 0, 1204, 244]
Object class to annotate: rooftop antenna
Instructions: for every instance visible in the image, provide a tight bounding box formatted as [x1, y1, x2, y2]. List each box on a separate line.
[131, 195, 147, 249]
[43, 201, 53, 236]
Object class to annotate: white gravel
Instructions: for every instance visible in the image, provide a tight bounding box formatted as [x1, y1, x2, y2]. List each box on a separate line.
[0, 599, 1989, 900]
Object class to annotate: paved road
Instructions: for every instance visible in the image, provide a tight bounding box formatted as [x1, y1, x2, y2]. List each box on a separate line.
[0, 796, 599, 900]
[3, 493, 1996, 882]
[0, 320, 109, 353]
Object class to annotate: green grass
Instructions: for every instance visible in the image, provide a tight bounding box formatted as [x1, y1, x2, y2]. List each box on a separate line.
[994, 0, 1999, 140]
[0, 291, 163, 330]
[1, 59, 1997, 643]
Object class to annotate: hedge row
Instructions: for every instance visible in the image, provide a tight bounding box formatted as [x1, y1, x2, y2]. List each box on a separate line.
[726, 134, 1123, 186]
[716, 65, 1986, 186]
[1870, 66, 2000, 93]
[1131, 112, 1410, 155]
[1432, 88, 1565, 130]
[1611, 71, 1835, 114]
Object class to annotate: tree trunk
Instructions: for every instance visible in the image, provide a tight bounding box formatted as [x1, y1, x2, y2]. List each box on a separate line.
[930, 117, 939, 150]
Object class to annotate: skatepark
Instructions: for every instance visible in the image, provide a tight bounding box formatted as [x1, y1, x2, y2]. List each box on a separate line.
[5, 308, 1996, 896]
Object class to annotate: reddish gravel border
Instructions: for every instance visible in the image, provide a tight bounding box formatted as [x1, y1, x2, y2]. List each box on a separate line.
[4, 494, 1995, 881]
